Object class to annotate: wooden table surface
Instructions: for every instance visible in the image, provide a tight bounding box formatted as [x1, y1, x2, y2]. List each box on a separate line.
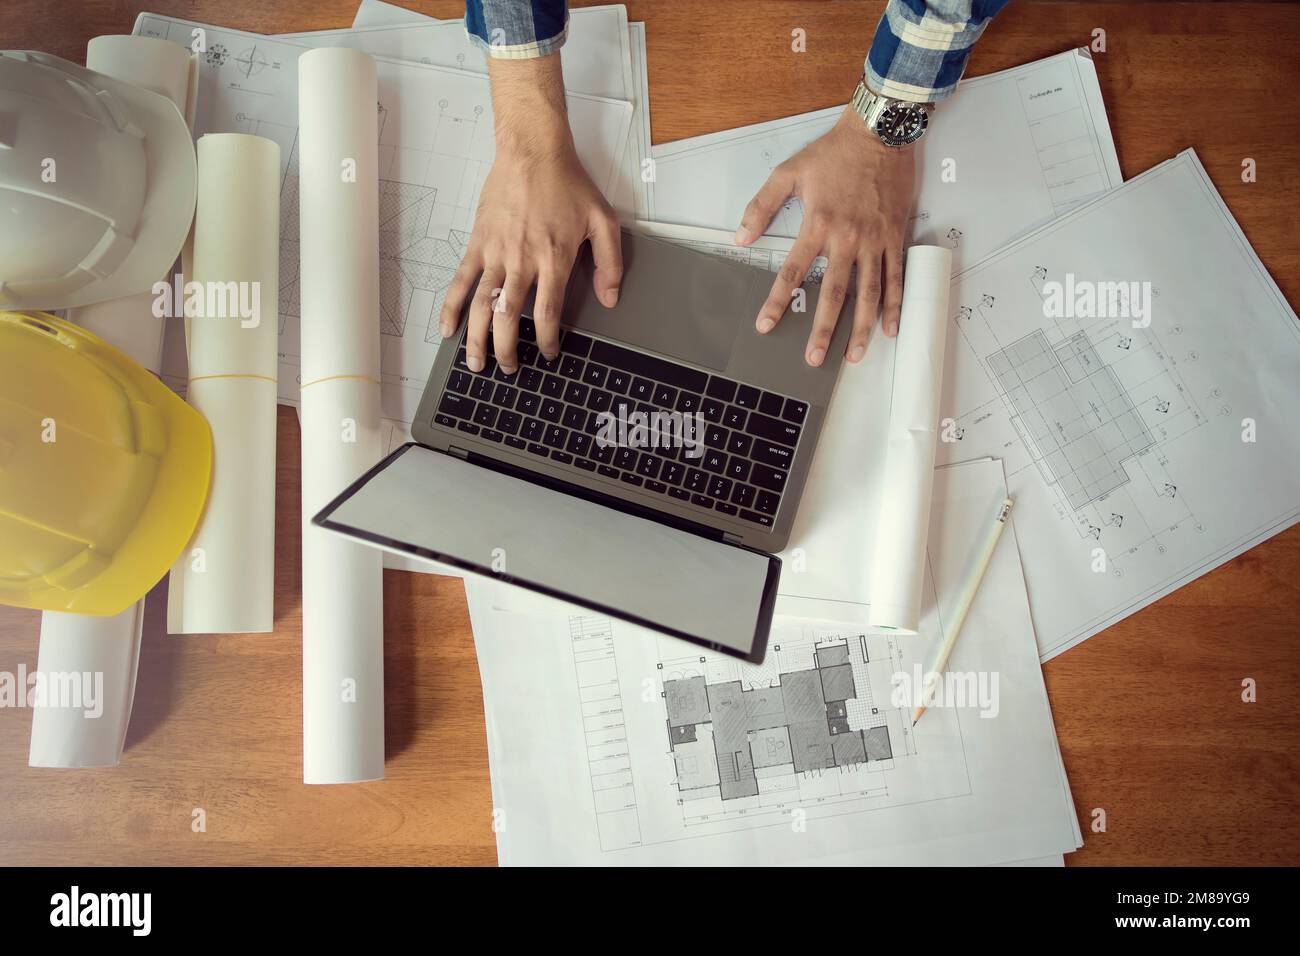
[1, 0, 1297, 867]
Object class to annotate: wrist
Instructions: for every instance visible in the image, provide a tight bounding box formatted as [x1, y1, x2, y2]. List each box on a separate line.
[489, 54, 574, 157]
[846, 76, 930, 151]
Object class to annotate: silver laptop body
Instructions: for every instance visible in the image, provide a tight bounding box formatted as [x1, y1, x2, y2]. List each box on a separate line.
[315, 231, 851, 661]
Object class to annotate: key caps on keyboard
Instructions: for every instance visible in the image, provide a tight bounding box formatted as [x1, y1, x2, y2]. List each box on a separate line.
[563, 381, 588, 405]
[541, 374, 565, 398]
[563, 405, 587, 430]
[543, 424, 568, 449]
[434, 326, 811, 532]
[759, 392, 783, 416]
[561, 331, 592, 357]
[675, 391, 701, 414]
[706, 377, 738, 402]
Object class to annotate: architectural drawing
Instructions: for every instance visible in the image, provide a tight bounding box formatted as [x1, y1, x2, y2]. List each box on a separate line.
[557, 610, 985, 853]
[662, 635, 894, 806]
[945, 265, 1206, 573]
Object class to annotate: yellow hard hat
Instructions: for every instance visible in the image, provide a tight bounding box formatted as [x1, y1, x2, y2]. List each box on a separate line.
[0, 311, 212, 615]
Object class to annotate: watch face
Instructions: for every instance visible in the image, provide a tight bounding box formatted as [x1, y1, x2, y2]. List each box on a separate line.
[874, 103, 928, 147]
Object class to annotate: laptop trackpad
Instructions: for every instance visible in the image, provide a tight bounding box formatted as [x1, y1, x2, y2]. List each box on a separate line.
[315, 444, 777, 660]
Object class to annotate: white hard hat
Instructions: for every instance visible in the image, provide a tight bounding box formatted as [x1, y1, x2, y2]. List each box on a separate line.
[0, 51, 197, 310]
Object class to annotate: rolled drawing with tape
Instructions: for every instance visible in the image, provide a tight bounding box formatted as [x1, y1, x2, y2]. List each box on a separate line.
[167, 133, 280, 636]
[298, 47, 385, 785]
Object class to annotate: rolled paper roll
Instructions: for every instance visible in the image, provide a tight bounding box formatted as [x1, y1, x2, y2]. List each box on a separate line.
[298, 47, 385, 784]
[29, 604, 145, 768]
[30, 35, 201, 769]
[868, 245, 953, 633]
[300, 379, 385, 784]
[167, 133, 280, 635]
[67, 36, 198, 371]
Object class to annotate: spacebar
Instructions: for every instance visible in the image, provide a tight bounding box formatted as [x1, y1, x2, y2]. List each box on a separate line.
[589, 340, 709, 392]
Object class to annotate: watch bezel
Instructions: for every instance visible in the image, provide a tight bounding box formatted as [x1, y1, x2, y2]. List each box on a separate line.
[851, 78, 932, 149]
[872, 101, 929, 148]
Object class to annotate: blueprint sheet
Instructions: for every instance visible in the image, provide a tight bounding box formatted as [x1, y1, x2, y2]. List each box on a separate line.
[133, 13, 632, 422]
[651, 48, 1120, 273]
[936, 150, 1300, 659]
[345, 0, 652, 220]
[465, 458, 1080, 865]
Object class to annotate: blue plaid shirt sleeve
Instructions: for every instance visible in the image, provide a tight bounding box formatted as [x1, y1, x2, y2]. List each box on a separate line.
[867, 0, 1013, 102]
[465, 0, 570, 59]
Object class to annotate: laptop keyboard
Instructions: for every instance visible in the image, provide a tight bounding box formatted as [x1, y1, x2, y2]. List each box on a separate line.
[431, 317, 808, 530]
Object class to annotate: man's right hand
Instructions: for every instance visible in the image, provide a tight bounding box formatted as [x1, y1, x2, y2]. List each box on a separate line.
[439, 53, 623, 375]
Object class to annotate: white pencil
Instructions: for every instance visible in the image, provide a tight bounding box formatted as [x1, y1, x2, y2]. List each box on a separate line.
[913, 497, 1014, 725]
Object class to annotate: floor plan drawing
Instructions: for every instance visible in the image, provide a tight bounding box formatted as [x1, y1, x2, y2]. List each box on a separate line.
[661, 633, 898, 815]
[555, 610, 968, 850]
[653, 626, 927, 828]
[987, 328, 1157, 511]
[944, 264, 1206, 574]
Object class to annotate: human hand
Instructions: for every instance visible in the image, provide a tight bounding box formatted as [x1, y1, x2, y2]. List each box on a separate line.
[736, 106, 916, 366]
[439, 55, 622, 375]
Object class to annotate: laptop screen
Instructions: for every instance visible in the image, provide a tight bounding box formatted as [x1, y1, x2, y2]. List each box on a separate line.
[314, 444, 779, 661]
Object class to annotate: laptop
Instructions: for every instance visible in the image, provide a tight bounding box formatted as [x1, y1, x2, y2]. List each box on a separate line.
[314, 230, 850, 662]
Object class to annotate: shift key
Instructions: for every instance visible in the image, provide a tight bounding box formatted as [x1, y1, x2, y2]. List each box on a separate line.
[746, 411, 801, 445]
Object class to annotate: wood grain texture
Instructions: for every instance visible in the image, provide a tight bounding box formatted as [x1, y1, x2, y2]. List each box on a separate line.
[0, 1, 1297, 867]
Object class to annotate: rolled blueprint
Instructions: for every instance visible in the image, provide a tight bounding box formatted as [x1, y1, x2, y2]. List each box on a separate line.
[30, 35, 200, 769]
[298, 48, 385, 784]
[868, 245, 953, 633]
[67, 36, 199, 371]
[167, 134, 280, 634]
[29, 604, 145, 768]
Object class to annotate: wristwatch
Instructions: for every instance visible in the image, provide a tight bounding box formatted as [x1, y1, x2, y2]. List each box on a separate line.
[850, 76, 932, 148]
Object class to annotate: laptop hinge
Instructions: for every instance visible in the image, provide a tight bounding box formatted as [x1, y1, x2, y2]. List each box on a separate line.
[722, 532, 746, 546]
[447, 444, 471, 460]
